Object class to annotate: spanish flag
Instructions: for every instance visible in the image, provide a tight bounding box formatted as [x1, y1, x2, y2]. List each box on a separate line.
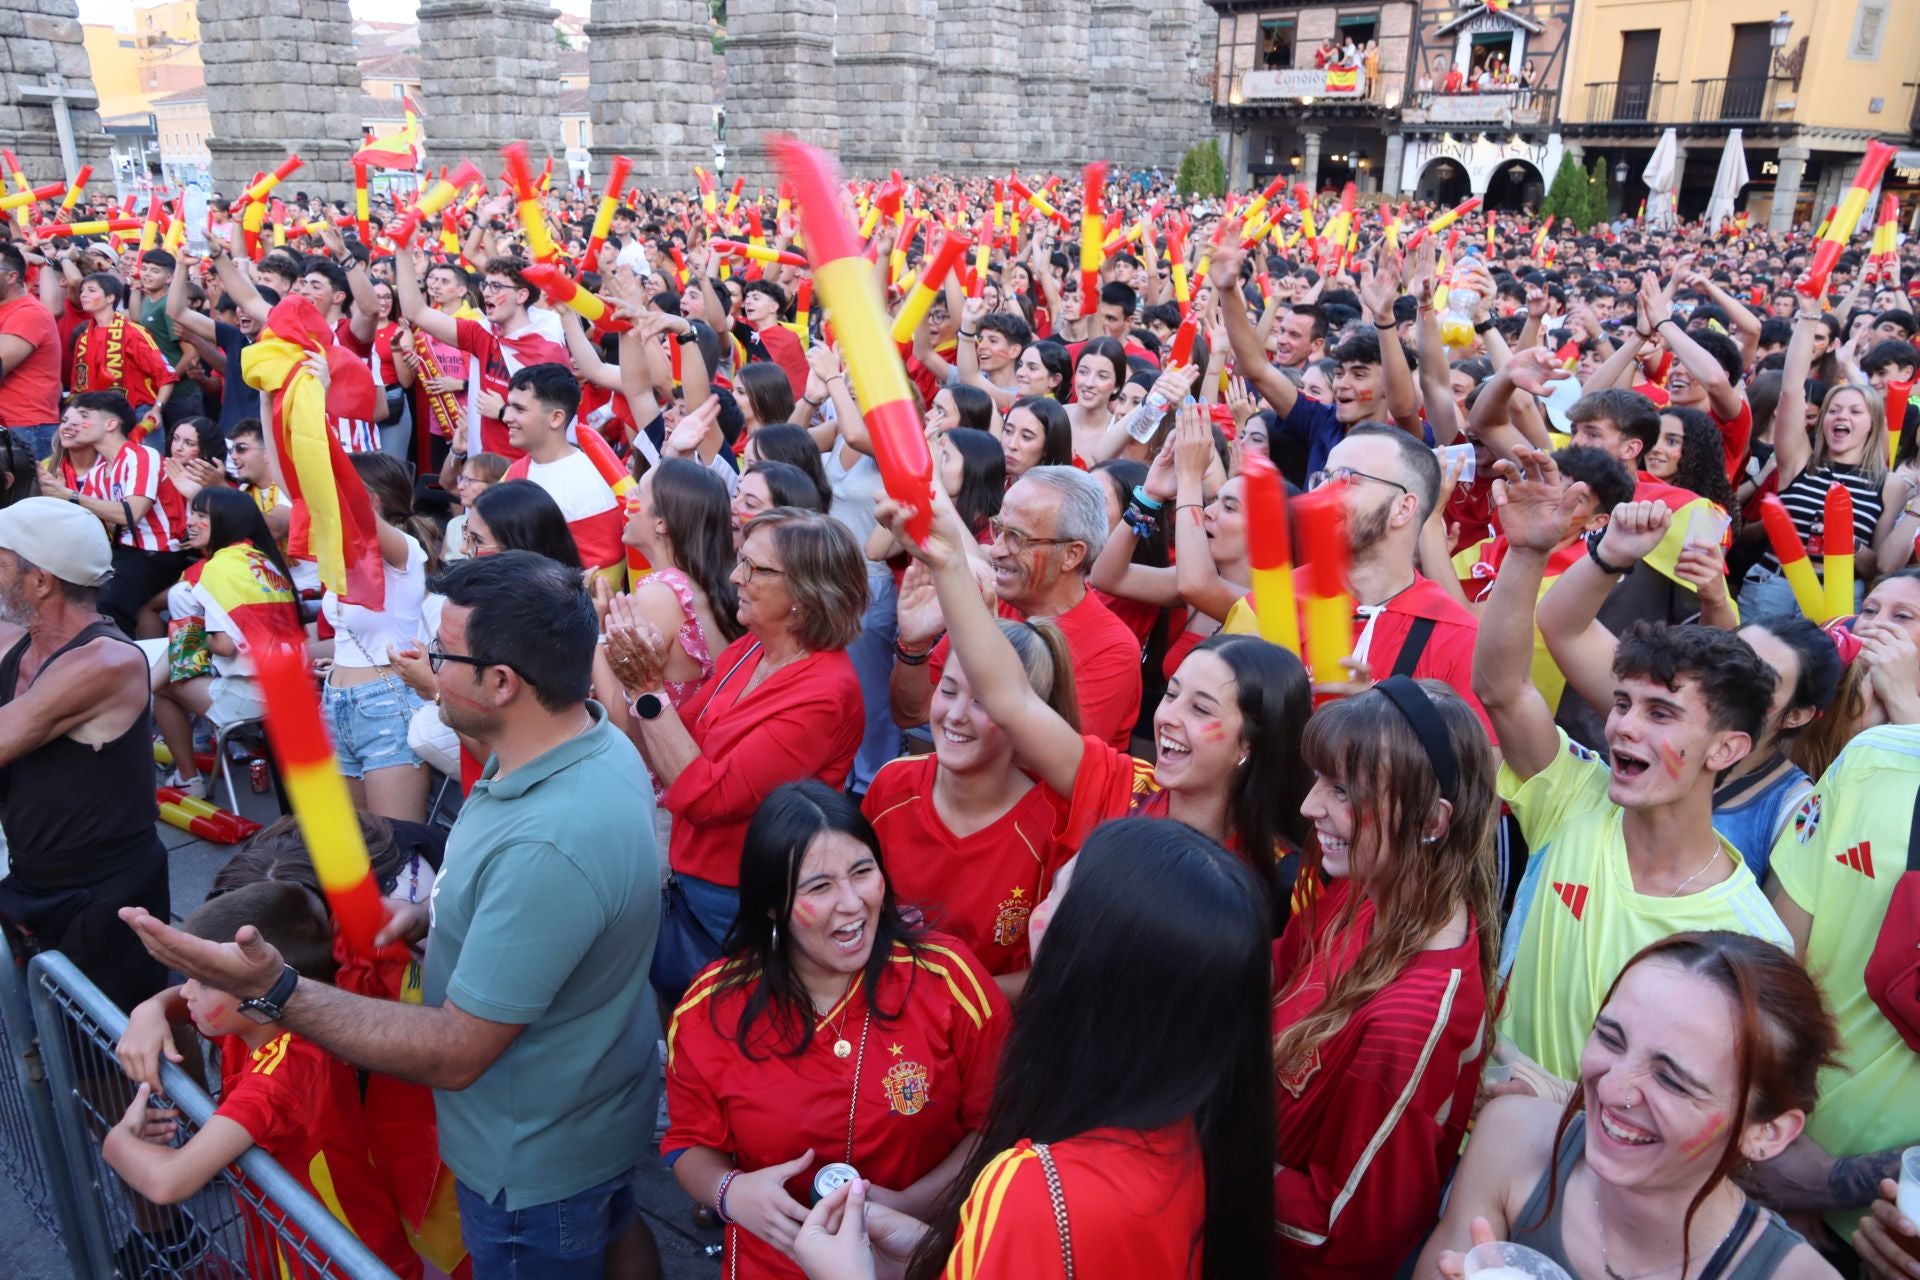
[194, 543, 302, 648]
[1325, 65, 1359, 93]
[354, 95, 421, 171]
[241, 297, 385, 607]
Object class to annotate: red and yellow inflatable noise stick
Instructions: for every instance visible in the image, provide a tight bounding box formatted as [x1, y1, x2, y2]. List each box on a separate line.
[573, 414, 634, 501]
[58, 165, 91, 214]
[711, 239, 807, 268]
[1168, 313, 1200, 370]
[1865, 194, 1899, 282]
[157, 787, 260, 845]
[794, 279, 812, 347]
[695, 166, 718, 228]
[521, 264, 630, 332]
[1006, 176, 1073, 233]
[891, 231, 972, 345]
[34, 217, 142, 239]
[252, 639, 390, 958]
[1166, 217, 1191, 316]
[1889, 378, 1915, 467]
[353, 160, 370, 246]
[1078, 161, 1108, 318]
[1758, 494, 1828, 622]
[1405, 195, 1483, 252]
[1242, 175, 1289, 228]
[586, 157, 634, 267]
[389, 160, 483, 247]
[1242, 453, 1301, 656]
[242, 154, 304, 208]
[1293, 482, 1353, 685]
[502, 142, 557, 263]
[772, 136, 937, 547]
[724, 175, 745, 218]
[1821, 483, 1854, 623]
[0, 181, 64, 213]
[1799, 140, 1897, 299]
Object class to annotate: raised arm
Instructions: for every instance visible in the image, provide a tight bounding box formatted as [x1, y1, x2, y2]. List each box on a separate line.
[1773, 291, 1827, 491]
[1642, 272, 1740, 422]
[206, 242, 270, 329]
[1467, 348, 1563, 463]
[877, 486, 1087, 797]
[1358, 250, 1419, 436]
[394, 249, 457, 346]
[1537, 501, 1675, 712]
[1212, 229, 1297, 418]
[1689, 272, 1763, 371]
[1472, 447, 1586, 780]
[1169, 408, 1246, 621]
[165, 255, 216, 344]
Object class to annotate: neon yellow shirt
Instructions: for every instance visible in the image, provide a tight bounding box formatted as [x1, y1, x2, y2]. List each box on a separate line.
[1769, 723, 1920, 1239]
[1497, 731, 1792, 1081]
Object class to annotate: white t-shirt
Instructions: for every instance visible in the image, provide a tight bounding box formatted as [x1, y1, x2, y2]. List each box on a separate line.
[320, 534, 428, 668]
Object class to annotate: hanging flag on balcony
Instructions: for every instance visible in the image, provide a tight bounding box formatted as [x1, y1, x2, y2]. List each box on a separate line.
[1325, 64, 1359, 93]
[1486, 0, 1511, 11]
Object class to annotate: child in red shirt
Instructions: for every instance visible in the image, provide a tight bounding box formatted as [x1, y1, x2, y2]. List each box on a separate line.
[104, 880, 423, 1280]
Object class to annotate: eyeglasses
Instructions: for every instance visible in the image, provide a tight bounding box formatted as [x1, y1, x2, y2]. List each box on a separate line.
[428, 644, 538, 687]
[461, 528, 495, 555]
[737, 557, 785, 584]
[1307, 466, 1409, 497]
[478, 280, 513, 294]
[988, 517, 1077, 555]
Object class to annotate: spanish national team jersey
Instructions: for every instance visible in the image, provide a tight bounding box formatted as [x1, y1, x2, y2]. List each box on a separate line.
[214, 1032, 422, 1280]
[1497, 730, 1791, 1082]
[664, 934, 1008, 1279]
[943, 1124, 1204, 1280]
[862, 757, 1071, 975]
[1769, 724, 1920, 1240]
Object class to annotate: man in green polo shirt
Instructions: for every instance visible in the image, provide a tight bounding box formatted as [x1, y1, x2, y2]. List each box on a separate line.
[122, 552, 663, 1277]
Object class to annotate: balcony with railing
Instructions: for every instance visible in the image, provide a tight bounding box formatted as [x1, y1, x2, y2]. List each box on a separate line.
[1575, 79, 1677, 130]
[1401, 88, 1557, 130]
[1691, 76, 1789, 125]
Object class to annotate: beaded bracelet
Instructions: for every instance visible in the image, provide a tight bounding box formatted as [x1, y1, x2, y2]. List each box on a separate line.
[714, 1169, 741, 1224]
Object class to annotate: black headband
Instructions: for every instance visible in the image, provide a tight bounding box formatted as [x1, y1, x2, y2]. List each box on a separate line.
[1374, 676, 1460, 807]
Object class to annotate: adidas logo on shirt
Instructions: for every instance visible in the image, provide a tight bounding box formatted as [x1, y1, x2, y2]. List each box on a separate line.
[1552, 881, 1590, 921]
[1835, 842, 1876, 878]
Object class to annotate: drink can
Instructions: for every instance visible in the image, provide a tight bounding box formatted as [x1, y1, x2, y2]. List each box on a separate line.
[248, 758, 270, 794]
[812, 1162, 858, 1205]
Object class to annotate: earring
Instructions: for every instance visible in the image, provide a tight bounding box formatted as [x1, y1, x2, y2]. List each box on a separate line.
[771, 922, 780, 950]
[1419, 834, 1439, 845]
[1237, 754, 1249, 767]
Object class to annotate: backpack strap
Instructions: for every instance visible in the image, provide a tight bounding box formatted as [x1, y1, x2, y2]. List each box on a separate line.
[1907, 780, 1920, 874]
[1390, 616, 1438, 678]
[1032, 1143, 1075, 1280]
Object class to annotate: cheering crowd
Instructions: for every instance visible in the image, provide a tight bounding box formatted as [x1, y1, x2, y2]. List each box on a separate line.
[0, 152, 1917, 1280]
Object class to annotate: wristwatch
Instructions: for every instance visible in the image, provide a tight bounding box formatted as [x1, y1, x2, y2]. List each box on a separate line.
[238, 963, 300, 1024]
[1585, 529, 1632, 575]
[1473, 317, 1496, 335]
[674, 327, 698, 345]
[629, 690, 666, 720]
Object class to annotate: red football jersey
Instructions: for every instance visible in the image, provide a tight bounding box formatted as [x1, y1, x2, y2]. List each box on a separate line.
[664, 935, 1008, 1279]
[214, 1032, 422, 1280]
[943, 1125, 1205, 1279]
[862, 757, 1071, 975]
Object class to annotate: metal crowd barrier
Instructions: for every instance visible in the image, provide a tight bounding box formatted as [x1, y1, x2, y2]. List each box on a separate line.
[24, 950, 399, 1279]
[0, 929, 86, 1249]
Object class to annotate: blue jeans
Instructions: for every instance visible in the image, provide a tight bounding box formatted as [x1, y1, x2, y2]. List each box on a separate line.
[1740, 565, 1865, 623]
[845, 565, 902, 794]
[455, 1167, 639, 1279]
[11, 424, 58, 465]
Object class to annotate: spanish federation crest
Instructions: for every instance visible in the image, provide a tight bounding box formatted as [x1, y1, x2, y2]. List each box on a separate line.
[992, 887, 1030, 947]
[882, 1058, 931, 1117]
[1277, 1046, 1322, 1099]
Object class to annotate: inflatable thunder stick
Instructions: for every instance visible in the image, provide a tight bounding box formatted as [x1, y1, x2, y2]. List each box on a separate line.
[1243, 453, 1302, 656]
[1293, 483, 1353, 684]
[1757, 495, 1828, 622]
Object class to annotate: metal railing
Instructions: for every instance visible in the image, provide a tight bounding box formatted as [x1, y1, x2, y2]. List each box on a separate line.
[1693, 75, 1779, 123]
[1403, 88, 1558, 129]
[25, 950, 400, 1279]
[0, 931, 87, 1250]
[1582, 79, 1676, 124]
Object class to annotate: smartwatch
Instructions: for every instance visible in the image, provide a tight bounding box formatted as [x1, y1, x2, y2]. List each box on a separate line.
[674, 328, 698, 345]
[238, 964, 300, 1024]
[629, 690, 666, 720]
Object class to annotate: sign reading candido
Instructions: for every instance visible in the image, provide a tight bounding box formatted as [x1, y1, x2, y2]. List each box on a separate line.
[1242, 67, 1367, 100]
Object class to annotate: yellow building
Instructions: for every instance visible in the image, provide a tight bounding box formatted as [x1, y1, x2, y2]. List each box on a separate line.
[82, 23, 147, 119]
[1559, 0, 1920, 229]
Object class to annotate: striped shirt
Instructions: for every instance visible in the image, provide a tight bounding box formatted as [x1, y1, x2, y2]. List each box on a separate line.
[1755, 462, 1883, 576]
[79, 440, 171, 552]
[503, 449, 623, 569]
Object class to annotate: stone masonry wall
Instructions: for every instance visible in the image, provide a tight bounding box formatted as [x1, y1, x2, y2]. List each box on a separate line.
[415, 0, 562, 169]
[0, 0, 111, 182]
[587, 0, 713, 190]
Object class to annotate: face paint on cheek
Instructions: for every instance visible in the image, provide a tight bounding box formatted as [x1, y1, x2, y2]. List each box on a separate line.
[1658, 743, 1685, 778]
[1679, 1113, 1729, 1162]
[1198, 720, 1228, 743]
[1353, 388, 1375, 403]
[793, 900, 819, 924]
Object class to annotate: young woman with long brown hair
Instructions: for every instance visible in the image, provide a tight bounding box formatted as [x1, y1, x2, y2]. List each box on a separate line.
[1420, 932, 1842, 1280]
[1271, 676, 1502, 1277]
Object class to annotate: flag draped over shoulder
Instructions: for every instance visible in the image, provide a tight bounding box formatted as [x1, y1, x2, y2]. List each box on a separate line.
[197, 543, 303, 648]
[355, 95, 421, 171]
[242, 297, 385, 608]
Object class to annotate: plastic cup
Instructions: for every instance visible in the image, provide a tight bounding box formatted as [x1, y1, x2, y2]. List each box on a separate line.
[1463, 1241, 1573, 1280]
[1898, 1146, 1920, 1230]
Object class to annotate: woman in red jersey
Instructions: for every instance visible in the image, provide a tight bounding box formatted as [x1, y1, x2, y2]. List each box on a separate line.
[862, 618, 1078, 997]
[1272, 677, 1502, 1277]
[790, 818, 1277, 1280]
[664, 781, 1008, 1280]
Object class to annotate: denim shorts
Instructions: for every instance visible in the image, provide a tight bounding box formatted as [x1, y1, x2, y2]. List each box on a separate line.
[455, 1167, 639, 1279]
[321, 676, 425, 777]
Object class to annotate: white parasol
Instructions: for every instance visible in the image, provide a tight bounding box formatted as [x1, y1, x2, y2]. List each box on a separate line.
[1642, 128, 1680, 230]
[1704, 129, 1751, 235]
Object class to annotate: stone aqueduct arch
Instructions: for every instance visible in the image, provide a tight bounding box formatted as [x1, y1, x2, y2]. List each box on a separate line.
[0, 0, 1214, 200]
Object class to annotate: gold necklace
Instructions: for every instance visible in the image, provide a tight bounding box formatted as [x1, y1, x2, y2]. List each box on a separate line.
[816, 975, 861, 1058]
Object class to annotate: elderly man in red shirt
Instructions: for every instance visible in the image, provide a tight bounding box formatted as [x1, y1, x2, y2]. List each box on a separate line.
[892, 465, 1144, 751]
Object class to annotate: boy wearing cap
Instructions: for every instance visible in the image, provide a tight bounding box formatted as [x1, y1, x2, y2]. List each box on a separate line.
[0, 496, 170, 1012]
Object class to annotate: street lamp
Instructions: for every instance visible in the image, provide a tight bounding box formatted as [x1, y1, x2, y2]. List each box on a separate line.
[1614, 158, 1629, 184]
[1769, 11, 1792, 53]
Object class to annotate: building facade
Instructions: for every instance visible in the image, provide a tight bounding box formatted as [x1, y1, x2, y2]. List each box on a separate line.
[1558, 0, 1920, 231]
